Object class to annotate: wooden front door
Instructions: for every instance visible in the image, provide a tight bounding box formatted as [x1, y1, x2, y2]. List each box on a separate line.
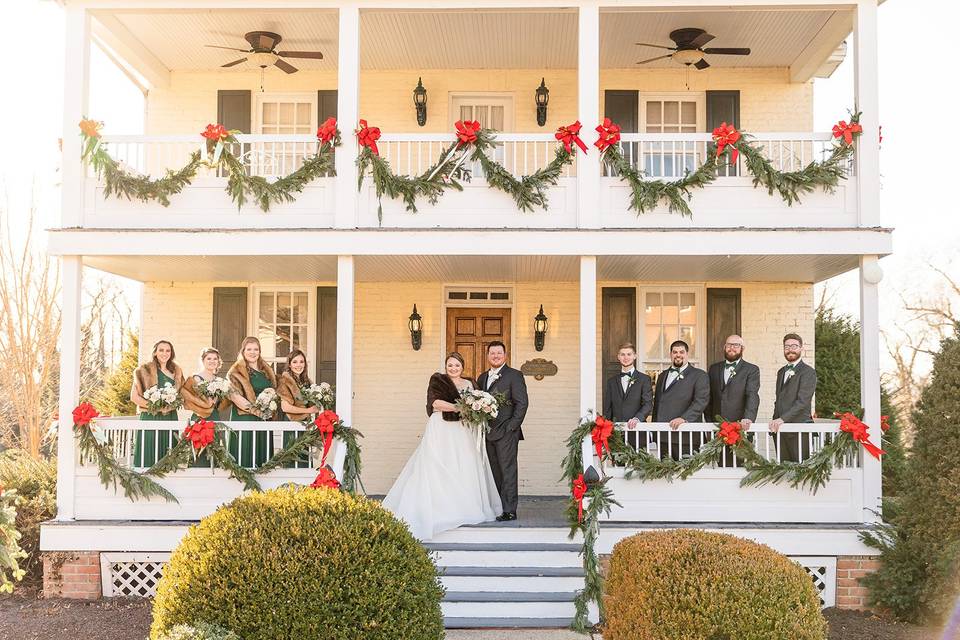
[706, 288, 742, 366]
[446, 307, 511, 381]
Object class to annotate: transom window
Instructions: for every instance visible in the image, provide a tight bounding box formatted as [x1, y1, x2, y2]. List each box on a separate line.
[642, 289, 700, 373]
[254, 288, 313, 376]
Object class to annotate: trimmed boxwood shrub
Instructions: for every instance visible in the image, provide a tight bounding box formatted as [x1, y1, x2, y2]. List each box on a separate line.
[156, 623, 241, 640]
[604, 529, 827, 640]
[150, 486, 444, 640]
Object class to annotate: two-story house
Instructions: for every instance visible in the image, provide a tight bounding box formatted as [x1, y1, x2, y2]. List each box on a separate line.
[43, 0, 889, 628]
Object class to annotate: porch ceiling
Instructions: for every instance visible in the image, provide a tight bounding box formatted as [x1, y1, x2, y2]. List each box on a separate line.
[82, 253, 860, 284]
[95, 8, 848, 73]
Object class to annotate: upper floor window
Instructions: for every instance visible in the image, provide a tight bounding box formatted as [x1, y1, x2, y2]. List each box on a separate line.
[641, 94, 704, 177]
[253, 93, 318, 175]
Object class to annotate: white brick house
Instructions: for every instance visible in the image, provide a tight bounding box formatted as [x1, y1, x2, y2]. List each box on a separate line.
[43, 0, 889, 626]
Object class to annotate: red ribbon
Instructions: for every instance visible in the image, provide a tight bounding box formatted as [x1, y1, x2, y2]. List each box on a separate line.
[718, 421, 743, 446]
[310, 466, 341, 490]
[72, 403, 100, 428]
[313, 410, 339, 466]
[182, 419, 215, 452]
[591, 416, 614, 460]
[356, 119, 381, 156]
[836, 412, 885, 459]
[594, 118, 622, 152]
[201, 123, 230, 142]
[555, 121, 587, 154]
[832, 120, 863, 145]
[455, 120, 481, 148]
[572, 473, 587, 523]
[712, 122, 741, 165]
[880, 415, 891, 433]
[317, 117, 338, 145]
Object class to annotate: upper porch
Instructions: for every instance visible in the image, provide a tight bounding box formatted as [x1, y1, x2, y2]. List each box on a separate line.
[59, 0, 882, 234]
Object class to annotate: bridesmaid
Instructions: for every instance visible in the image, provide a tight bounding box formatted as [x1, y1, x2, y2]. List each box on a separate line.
[277, 349, 321, 468]
[130, 340, 185, 468]
[181, 347, 228, 467]
[228, 337, 277, 467]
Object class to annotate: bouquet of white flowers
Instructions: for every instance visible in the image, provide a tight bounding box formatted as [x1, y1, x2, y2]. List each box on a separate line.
[195, 376, 232, 401]
[297, 382, 335, 411]
[456, 388, 501, 431]
[252, 387, 279, 420]
[143, 382, 182, 415]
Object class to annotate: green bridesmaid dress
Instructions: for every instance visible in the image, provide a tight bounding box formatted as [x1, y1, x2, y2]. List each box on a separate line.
[229, 368, 274, 468]
[188, 375, 220, 468]
[280, 406, 311, 470]
[133, 370, 179, 468]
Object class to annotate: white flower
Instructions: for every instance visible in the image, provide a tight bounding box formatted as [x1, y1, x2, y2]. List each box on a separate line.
[319, 382, 332, 392]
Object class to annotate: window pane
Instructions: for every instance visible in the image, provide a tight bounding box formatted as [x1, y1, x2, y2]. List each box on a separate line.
[460, 105, 473, 121]
[646, 102, 662, 125]
[680, 325, 695, 356]
[662, 293, 679, 324]
[645, 326, 663, 359]
[645, 293, 661, 323]
[296, 102, 311, 125]
[292, 325, 304, 351]
[277, 293, 291, 323]
[664, 325, 679, 349]
[262, 103, 278, 125]
[293, 293, 308, 323]
[276, 333, 291, 358]
[664, 101, 679, 125]
[489, 106, 504, 131]
[663, 125, 679, 134]
[279, 103, 295, 125]
[259, 328, 277, 360]
[259, 292, 274, 323]
[681, 101, 696, 124]
[679, 293, 696, 323]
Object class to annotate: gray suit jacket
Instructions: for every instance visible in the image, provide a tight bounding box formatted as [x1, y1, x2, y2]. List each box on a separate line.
[477, 365, 528, 442]
[603, 370, 653, 423]
[706, 360, 760, 423]
[652, 365, 710, 423]
[773, 360, 816, 423]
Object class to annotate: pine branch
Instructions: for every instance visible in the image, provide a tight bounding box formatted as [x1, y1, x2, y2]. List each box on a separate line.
[76, 429, 178, 502]
[601, 145, 718, 217]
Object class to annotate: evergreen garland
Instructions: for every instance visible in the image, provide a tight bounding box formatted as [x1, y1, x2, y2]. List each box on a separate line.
[254, 419, 364, 495]
[736, 136, 854, 206]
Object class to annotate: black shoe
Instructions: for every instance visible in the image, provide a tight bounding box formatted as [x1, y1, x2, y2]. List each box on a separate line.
[495, 512, 517, 522]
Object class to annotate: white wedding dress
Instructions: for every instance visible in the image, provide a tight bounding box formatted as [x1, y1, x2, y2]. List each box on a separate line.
[383, 381, 502, 541]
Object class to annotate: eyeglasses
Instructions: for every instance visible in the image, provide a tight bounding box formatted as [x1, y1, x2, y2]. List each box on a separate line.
[724, 343, 744, 348]
[783, 343, 802, 350]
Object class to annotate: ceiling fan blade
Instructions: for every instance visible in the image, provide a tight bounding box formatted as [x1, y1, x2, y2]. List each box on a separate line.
[689, 32, 715, 49]
[205, 45, 250, 52]
[636, 54, 674, 65]
[278, 50, 324, 60]
[702, 47, 752, 56]
[635, 42, 676, 51]
[694, 59, 711, 70]
[274, 58, 298, 74]
[221, 58, 248, 68]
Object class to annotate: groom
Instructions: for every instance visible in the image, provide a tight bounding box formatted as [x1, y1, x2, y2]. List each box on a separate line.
[477, 341, 528, 522]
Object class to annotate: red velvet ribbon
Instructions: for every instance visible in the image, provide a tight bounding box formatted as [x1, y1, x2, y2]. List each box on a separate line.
[356, 120, 381, 156]
[314, 410, 339, 466]
[183, 419, 215, 452]
[455, 120, 481, 148]
[591, 416, 614, 460]
[72, 402, 100, 428]
[310, 466, 340, 490]
[718, 421, 743, 446]
[837, 412, 885, 459]
[594, 118, 622, 152]
[832, 120, 863, 145]
[880, 415, 891, 433]
[201, 123, 230, 142]
[317, 117, 338, 144]
[712, 122, 741, 165]
[572, 473, 587, 523]
[556, 121, 588, 154]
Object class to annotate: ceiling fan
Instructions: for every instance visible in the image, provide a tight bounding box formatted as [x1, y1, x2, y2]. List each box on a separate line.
[206, 31, 323, 74]
[636, 28, 751, 70]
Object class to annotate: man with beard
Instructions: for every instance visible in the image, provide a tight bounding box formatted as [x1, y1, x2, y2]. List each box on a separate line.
[707, 335, 760, 466]
[770, 333, 817, 462]
[652, 340, 710, 460]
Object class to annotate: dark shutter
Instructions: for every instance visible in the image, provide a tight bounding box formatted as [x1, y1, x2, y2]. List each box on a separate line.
[217, 90, 252, 133]
[706, 90, 740, 176]
[603, 91, 639, 176]
[212, 287, 248, 374]
[316, 287, 337, 386]
[706, 288, 742, 367]
[602, 287, 637, 413]
[317, 90, 338, 122]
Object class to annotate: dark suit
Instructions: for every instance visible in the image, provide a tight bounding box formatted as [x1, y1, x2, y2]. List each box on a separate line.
[477, 365, 528, 514]
[652, 364, 710, 460]
[773, 360, 817, 462]
[707, 359, 760, 466]
[603, 370, 653, 450]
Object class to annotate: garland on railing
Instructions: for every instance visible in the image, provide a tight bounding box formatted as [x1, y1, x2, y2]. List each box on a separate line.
[559, 410, 883, 634]
[79, 117, 341, 212]
[70, 403, 364, 503]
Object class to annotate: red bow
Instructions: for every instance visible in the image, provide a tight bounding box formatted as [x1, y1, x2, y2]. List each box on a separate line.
[313, 410, 339, 466]
[832, 120, 863, 145]
[591, 416, 614, 460]
[201, 123, 230, 142]
[310, 466, 341, 490]
[72, 403, 100, 428]
[836, 412, 885, 459]
[455, 120, 481, 148]
[182, 419, 215, 452]
[880, 415, 891, 433]
[317, 117, 338, 145]
[572, 473, 588, 523]
[356, 120, 381, 156]
[79, 119, 102, 139]
[712, 122, 741, 165]
[594, 118, 621, 152]
[718, 421, 743, 446]
[556, 121, 587, 154]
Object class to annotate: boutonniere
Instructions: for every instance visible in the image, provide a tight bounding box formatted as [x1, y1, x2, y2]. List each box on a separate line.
[626, 376, 637, 390]
[728, 369, 737, 378]
[488, 372, 501, 385]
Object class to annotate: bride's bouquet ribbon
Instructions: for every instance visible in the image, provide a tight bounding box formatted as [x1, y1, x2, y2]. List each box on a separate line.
[572, 474, 588, 523]
[556, 121, 588, 154]
[313, 410, 339, 466]
[591, 416, 614, 460]
[836, 412, 885, 459]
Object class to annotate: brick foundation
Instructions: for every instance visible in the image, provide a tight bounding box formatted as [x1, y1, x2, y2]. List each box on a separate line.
[42, 551, 102, 599]
[836, 555, 880, 610]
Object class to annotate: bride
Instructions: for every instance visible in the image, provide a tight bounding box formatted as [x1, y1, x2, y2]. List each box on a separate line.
[383, 352, 502, 540]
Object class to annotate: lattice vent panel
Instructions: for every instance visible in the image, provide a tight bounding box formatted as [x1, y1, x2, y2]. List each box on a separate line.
[100, 553, 170, 598]
[792, 556, 837, 608]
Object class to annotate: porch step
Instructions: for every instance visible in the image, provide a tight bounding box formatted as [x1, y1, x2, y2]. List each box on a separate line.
[444, 617, 576, 629]
[440, 565, 584, 593]
[425, 542, 581, 552]
[440, 566, 584, 577]
[444, 591, 577, 602]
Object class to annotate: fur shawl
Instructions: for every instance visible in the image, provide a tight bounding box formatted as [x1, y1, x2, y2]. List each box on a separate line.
[277, 370, 307, 408]
[427, 372, 463, 421]
[228, 361, 277, 417]
[181, 374, 230, 418]
[133, 361, 184, 397]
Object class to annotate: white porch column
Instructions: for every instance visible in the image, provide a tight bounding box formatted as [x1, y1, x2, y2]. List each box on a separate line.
[56, 257, 83, 521]
[335, 5, 360, 229]
[332, 255, 355, 479]
[854, 0, 880, 227]
[579, 256, 598, 416]
[61, 6, 91, 228]
[577, 2, 601, 229]
[860, 255, 882, 523]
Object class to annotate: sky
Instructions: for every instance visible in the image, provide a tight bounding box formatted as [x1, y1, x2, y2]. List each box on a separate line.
[0, 0, 957, 371]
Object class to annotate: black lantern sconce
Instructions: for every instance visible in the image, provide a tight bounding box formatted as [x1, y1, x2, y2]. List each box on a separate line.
[408, 304, 423, 351]
[583, 464, 602, 487]
[534, 304, 548, 352]
[535, 77, 550, 127]
[413, 77, 428, 127]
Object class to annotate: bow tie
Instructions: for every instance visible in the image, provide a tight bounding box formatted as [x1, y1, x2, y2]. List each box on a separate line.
[620, 372, 634, 378]
[786, 363, 796, 371]
[725, 362, 738, 369]
[668, 367, 681, 374]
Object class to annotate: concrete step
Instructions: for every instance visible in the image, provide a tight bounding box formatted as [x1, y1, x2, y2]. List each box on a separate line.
[444, 617, 575, 629]
[441, 574, 584, 592]
[425, 542, 581, 552]
[439, 566, 584, 577]
[444, 592, 577, 602]
[433, 550, 581, 568]
[441, 600, 577, 618]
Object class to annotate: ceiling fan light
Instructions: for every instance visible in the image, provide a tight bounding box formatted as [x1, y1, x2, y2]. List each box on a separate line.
[250, 51, 275, 68]
[673, 49, 704, 65]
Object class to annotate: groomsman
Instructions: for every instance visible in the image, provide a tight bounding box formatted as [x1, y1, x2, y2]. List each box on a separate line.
[603, 343, 653, 451]
[652, 340, 710, 460]
[707, 335, 760, 465]
[770, 333, 817, 462]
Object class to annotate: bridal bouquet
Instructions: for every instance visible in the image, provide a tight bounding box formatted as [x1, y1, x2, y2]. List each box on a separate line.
[456, 389, 501, 431]
[195, 376, 232, 401]
[143, 382, 182, 415]
[252, 387, 279, 420]
[298, 382, 335, 411]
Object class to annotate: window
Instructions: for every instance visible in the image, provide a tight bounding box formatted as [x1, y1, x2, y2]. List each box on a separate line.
[253, 93, 317, 175]
[450, 94, 513, 177]
[254, 288, 314, 377]
[641, 95, 704, 177]
[642, 289, 700, 373]
[444, 287, 513, 306]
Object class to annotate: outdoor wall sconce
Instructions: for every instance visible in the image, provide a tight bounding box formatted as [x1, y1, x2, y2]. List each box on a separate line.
[535, 78, 550, 127]
[413, 77, 428, 127]
[534, 304, 548, 351]
[408, 304, 423, 350]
